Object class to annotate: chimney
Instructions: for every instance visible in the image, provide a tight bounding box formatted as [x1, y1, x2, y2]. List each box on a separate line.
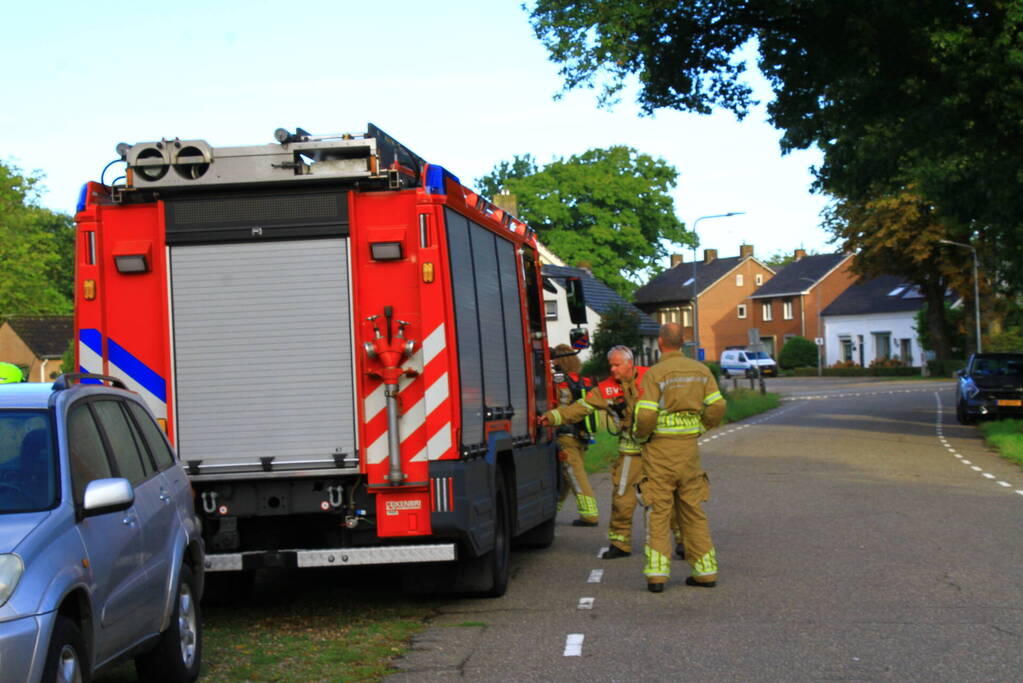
[739, 244, 754, 259]
[492, 190, 517, 216]
[794, 248, 807, 261]
[670, 253, 684, 268]
[703, 248, 717, 264]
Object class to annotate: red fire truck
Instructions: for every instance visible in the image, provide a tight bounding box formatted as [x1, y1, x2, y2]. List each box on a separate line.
[74, 124, 585, 597]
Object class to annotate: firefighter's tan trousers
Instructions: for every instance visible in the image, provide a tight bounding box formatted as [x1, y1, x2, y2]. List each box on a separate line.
[557, 434, 598, 523]
[639, 435, 717, 585]
[609, 453, 685, 554]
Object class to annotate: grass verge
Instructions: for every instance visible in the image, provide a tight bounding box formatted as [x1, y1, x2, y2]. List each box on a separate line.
[96, 568, 438, 683]
[978, 419, 1023, 469]
[584, 389, 780, 473]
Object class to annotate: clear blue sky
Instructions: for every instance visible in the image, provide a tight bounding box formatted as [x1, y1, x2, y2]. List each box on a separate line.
[2, 1, 833, 266]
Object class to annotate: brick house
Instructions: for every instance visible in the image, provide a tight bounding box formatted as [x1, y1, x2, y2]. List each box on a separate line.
[0, 316, 73, 382]
[747, 251, 856, 359]
[632, 245, 776, 361]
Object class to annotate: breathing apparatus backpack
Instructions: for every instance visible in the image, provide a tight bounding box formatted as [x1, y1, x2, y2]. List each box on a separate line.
[561, 372, 597, 441]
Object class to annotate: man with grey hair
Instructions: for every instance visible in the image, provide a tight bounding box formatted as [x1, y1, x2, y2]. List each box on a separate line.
[541, 344, 684, 558]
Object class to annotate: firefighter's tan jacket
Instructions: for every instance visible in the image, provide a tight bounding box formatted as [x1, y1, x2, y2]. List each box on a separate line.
[544, 369, 645, 454]
[633, 351, 725, 441]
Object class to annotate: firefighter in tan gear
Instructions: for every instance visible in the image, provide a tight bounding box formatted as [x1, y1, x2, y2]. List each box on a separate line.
[634, 323, 726, 593]
[539, 345, 686, 557]
[548, 344, 599, 526]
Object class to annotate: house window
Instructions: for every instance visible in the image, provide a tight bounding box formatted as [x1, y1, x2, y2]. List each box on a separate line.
[782, 299, 793, 320]
[899, 338, 913, 364]
[682, 307, 692, 327]
[840, 336, 854, 363]
[544, 300, 558, 320]
[873, 332, 892, 360]
[737, 304, 747, 319]
[762, 302, 773, 321]
[755, 273, 763, 286]
[736, 274, 744, 286]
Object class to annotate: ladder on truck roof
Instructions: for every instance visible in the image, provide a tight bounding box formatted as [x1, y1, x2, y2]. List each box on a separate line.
[115, 123, 425, 199]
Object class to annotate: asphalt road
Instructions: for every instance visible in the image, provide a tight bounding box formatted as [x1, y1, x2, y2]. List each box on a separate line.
[388, 378, 1023, 681]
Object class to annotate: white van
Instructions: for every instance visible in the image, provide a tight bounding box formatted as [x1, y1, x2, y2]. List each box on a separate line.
[719, 348, 778, 377]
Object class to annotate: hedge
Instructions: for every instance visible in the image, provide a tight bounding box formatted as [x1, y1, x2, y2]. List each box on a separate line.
[788, 366, 921, 377]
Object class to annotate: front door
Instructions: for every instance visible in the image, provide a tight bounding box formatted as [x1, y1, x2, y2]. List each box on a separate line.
[66, 402, 147, 664]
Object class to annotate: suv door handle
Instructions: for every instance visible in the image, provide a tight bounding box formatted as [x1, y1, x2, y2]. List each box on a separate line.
[159, 490, 171, 503]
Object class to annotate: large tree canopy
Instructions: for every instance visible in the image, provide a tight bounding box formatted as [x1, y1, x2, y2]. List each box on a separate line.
[476, 146, 690, 296]
[825, 190, 966, 360]
[529, 1, 1023, 290]
[0, 162, 74, 316]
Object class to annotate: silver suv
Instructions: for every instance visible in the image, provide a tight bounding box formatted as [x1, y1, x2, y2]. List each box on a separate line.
[0, 374, 204, 682]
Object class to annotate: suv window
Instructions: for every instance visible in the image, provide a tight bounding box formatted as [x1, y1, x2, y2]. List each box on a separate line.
[0, 410, 57, 513]
[67, 404, 113, 503]
[92, 400, 152, 485]
[127, 402, 176, 471]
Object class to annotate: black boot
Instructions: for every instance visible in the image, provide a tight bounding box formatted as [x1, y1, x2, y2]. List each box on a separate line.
[647, 582, 665, 593]
[601, 545, 631, 559]
[674, 543, 685, 560]
[572, 519, 598, 527]
[685, 576, 716, 588]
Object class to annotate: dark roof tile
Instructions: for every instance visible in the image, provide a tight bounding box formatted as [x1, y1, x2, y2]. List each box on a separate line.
[543, 265, 660, 335]
[750, 253, 849, 298]
[4, 316, 73, 358]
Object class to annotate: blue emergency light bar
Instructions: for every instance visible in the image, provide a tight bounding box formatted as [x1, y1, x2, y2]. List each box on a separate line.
[424, 165, 460, 195]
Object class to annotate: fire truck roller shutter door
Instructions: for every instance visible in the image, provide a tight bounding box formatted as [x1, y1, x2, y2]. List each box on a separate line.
[445, 210, 484, 447]
[495, 237, 528, 437]
[169, 238, 357, 469]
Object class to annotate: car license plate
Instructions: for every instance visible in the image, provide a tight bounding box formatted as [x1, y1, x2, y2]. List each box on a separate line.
[997, 399, 1022, 407]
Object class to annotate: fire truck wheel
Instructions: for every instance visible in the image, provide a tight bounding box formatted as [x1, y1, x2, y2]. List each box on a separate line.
[201, 570, 255, 605]
[513, 515, 555, 549]
[479, 474, 511, 597]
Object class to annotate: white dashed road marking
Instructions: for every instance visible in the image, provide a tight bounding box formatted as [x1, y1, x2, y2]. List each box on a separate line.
[564, 634, 584, 656]
[587, 569, 603, 583]
[578, 597, 594, 610]
[934, 392, 1020, 498]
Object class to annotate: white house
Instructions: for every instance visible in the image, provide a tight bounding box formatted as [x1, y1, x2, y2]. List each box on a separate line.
[541, 264, 660, 366]
[821, 274, 951, 367]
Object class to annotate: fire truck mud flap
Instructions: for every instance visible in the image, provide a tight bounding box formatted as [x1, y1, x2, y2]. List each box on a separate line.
[203, 544, 456, 572]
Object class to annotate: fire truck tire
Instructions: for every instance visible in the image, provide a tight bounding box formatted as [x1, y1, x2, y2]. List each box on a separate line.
[513, 515, 555, 549]
[401, 475, 511, 597]
[201, 570, 255, 605]
[477, 474, 511, 597]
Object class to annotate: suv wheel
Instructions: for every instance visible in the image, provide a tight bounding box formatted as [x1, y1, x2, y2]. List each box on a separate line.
[135, 564, 202, 682]
[42, 616, 87, 683]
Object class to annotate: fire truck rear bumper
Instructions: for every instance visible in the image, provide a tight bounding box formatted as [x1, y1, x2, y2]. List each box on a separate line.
[203, 544, 457, 572]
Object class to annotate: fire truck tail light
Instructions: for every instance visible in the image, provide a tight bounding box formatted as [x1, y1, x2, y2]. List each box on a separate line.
[370, 242, 403, 261]
[422, 262, 434, 283]
[114, 254, 149, 274]
[83, 280, 96, 300]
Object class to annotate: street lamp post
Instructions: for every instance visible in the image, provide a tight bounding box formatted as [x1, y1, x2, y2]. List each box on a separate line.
[939, 239, 982, 354]
[690, 212, 745, 360]
[800, 276, 822, 376]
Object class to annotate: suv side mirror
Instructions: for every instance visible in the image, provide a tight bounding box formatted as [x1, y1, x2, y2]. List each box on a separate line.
[565, 276, 588, 326]
[82, 478, 134, 518]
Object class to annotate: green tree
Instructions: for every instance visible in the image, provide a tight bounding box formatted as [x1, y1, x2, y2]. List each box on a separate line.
[914, 302, 966, 358]
[476, 146, 690, 296]
[581, 303, 644, 377]
[0, 161, 73, 316]
[824, 190, 974, 360]
[779, 335, 818, 370]
[528, 1, 1023, 291]
[763, 248, 818, 269]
